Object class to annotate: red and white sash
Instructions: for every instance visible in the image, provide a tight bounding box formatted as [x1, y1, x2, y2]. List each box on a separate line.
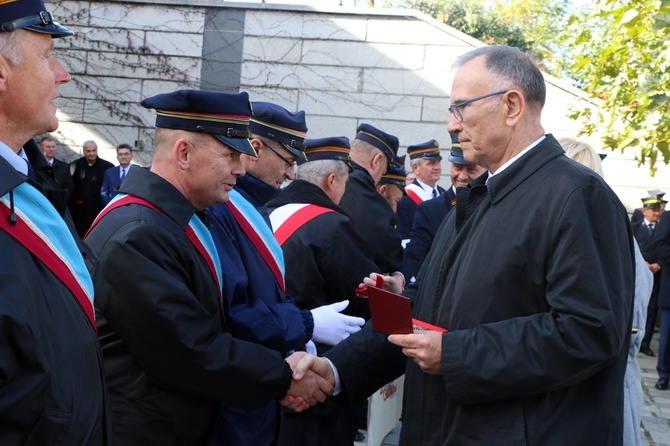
[272, 204, 336, 246]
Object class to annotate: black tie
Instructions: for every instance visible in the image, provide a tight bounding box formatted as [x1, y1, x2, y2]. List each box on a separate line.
[24, 159, 38, 182]
[649, 223, 655, 237]
[432, 188, 438, 198]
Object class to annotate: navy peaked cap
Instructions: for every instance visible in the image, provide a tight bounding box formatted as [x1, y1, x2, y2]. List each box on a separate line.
[379, 157, 407, 194]
[447, 134, 471, 165]
[642, 196, 663, 208]
[249, 102, 308, 161]
[140, 89, 256, 156]
[0, 0, 73, 37]
[299, 136, 353, 172]
[408, 139, 441, 161]
[393, 154, 406, 168]
[354, 123, 398, 165]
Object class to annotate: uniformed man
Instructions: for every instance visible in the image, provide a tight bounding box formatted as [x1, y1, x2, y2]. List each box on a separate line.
[267, 136, 376, 446]
[634, 196, 664, 357]
[85, 90, 332, 445]
[376, 155, 407, 213]
[395, 139, 446, 241]
[206, 102, 360, 446]
[397, 134, 486, 282]
[0, 1, 109, 443]
[338, 123, 403, 273]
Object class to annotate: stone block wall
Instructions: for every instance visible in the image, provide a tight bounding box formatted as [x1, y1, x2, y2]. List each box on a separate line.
[44, 0, 669, 209]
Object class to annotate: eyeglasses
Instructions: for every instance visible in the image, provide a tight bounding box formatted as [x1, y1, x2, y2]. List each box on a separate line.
[448, 90, 509, 122]
[261, 141, 296, 169]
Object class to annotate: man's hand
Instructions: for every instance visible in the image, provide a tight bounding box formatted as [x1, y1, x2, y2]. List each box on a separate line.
[279, 352, 335, 412]
[387, 331, 444, 375]
[292, 353, 336, 386]
[359, 272, 403, 294]
[649, 262, 661, 274]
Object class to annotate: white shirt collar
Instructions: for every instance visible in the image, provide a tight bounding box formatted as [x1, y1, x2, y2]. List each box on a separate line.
[0, 141, 28, 175]
[414, 178, 437, 194]
[486, 135, 546, 183]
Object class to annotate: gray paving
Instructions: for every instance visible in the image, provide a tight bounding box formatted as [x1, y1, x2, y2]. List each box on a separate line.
[361, 335, 670, 446]
[640, 335, 670, 446]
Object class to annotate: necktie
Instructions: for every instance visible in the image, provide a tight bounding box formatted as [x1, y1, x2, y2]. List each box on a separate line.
[24, 159, 38, 182]
[432, 188, 438, 198]
[649, 223, 655, 237]
[120, 168, 126, 180]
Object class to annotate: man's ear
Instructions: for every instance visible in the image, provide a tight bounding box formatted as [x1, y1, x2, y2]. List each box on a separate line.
[504, 90, 525, 126]
[320, 172, 334, 193]
[174, 138, 192, 171]
[372, 152, 385, 172]
[0, 55, 10, 94]
[245, 139, 263, 165]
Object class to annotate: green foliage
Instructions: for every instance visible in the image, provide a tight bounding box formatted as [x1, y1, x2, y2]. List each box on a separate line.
[403, 0, 536, 53]
[559, 0, 670, 174]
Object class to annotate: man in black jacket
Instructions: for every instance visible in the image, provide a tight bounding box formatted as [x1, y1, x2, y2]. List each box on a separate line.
[39, 134, 74, 199]
[0, 1, 109, 444]
[69, 139, 113, 236]
[293, 45, 634, 445]
[338, 124, 403, 274]
[268, 136, 374, 446]
[634, 196, 664, 357]
[85, 89, 332, 445]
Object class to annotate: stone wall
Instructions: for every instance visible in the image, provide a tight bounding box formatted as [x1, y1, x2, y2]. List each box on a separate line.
[45, 0, 670, 210]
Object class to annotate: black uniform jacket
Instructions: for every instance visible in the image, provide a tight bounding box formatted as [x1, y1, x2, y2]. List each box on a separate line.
[85, 167, 291, 445]
[338, 163, 403, 273]
[327, 135, 634, 445]
[267, 180, 379, 322]
[0, 149, 109, 445]
[653, 211, 670, 307]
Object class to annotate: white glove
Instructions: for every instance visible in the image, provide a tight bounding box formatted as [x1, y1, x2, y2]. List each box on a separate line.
[311, 300, 365, 346]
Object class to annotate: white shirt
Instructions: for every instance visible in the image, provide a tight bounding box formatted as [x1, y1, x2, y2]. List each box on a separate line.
[486, 135, 546, 184]
[406, 179, 438, 202]
[0, 141, 28, 175]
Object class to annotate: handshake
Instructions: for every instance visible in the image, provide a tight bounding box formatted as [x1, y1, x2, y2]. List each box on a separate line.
[280, 352, 337, 412]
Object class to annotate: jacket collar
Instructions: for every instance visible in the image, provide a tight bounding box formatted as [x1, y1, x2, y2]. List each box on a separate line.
[486, 134, 564, 205]
[0, 155, 28, 197]
[267, 179, 346, 215]
[118, 166, 197, 230]
[234, 173, 280, 208]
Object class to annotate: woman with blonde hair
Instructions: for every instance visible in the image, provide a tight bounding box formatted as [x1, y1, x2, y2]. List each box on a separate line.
[558, 136, 605, 177]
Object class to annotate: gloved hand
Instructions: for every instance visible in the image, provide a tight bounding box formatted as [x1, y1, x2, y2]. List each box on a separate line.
[311, 300, 365, 346]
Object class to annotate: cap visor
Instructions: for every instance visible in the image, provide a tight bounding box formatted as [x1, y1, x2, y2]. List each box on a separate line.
[212, 134, 257, 156]
[281, 143, 307, 161]
[26, 22, 74, 38]
[448, 155, 467, 164]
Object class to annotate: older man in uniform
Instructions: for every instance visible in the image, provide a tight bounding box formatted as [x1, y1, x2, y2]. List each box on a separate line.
[395, 139, 445, 242]
[267, 136, 376, 446]
[294, 45, 634, 445]
[85, 90, 332, 445]
[0, 1, 109, 443]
